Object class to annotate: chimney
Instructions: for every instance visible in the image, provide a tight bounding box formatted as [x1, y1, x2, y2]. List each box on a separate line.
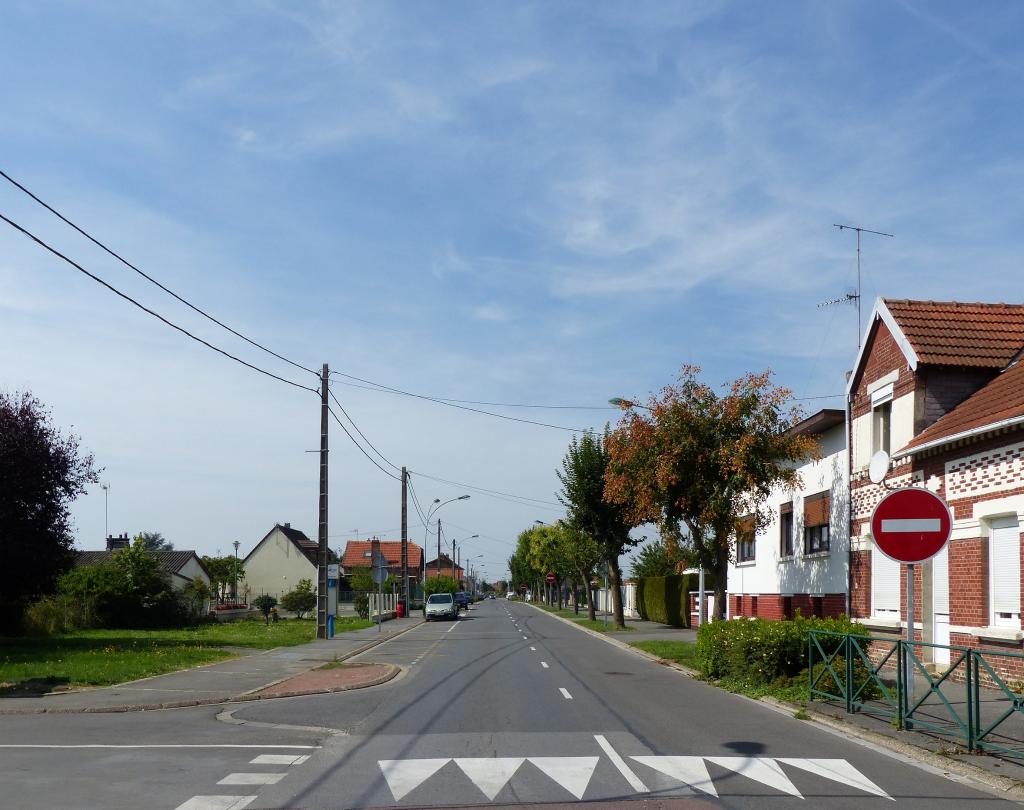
[284, 522, 291, 528]
[106, 533, 130, 551]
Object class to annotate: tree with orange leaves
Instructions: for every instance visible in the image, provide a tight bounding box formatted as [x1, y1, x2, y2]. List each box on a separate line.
[605, 366, 819, 621]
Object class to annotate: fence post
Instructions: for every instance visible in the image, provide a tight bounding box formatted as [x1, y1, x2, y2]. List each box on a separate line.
[808, 633, 814, 701]
[897, 641, 905, 729]
[846, 634, 854, 714]
[966, 650, 975, 752]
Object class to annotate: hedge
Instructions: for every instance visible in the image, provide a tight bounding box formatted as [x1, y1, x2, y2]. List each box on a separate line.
[635, 575, 692, 628]
[695, 613, 869, 686]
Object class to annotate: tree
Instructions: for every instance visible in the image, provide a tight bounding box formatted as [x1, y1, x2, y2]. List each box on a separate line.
[253, 594, 277, 624]
[423, 575, 459, 597]
[508, 530, 542, 602]
[556, 522, 603, 620]
[0, 391, 99, 630]
[139, 531, 173, 552]
[346, 566, 375, 594]
[557, 431, 638, 629]
[605, 366, 818, 620]
[280, 578, 316, 618]
[182, 576, 211, 618]
[201, 555, 245, 603]
[629, 539, 694, 579]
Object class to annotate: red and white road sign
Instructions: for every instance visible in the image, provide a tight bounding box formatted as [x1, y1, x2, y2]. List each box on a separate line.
[545, 572, 557, 584]
[870, 487, 952, 564]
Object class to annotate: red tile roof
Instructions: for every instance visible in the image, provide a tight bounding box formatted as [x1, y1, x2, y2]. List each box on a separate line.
[340, 540, 423, 571]
[886, 299, 1024, 368]
[899, 360, 1024, 454]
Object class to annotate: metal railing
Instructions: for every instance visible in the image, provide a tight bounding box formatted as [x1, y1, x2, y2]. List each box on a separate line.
[809, 630, 1024, 757]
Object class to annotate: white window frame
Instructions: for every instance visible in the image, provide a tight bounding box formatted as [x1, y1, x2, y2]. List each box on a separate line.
[872, 543, 900, 618]
[871, 383, 893, 457]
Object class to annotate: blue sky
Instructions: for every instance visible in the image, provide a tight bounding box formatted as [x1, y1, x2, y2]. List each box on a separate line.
[2, 1, 1023, 579]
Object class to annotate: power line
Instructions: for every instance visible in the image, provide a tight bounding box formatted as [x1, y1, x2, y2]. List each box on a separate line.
[329, 371, 589, 432]
[327, 388, 401, 473]
[0, 168, 319, 379]
[326, 405, 402, 482]
[408, 470, 561, 508]
[792, 394, 844, 401]
[0, 211, 320, 395]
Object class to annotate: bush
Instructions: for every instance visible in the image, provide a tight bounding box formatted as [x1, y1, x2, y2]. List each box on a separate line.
[252, 594, 278, 623]
[695, 612, 869, 686]
[635, 575, 694, 627]
[354, 593, 369, 619]
[280, 578, 316, 618]
[423, 576, 459, 597]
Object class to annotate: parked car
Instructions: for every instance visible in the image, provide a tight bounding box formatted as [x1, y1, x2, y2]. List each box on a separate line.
[488, 593, 495, 600]
[454, 591, 472, 610]
[424, 592, 458, 621]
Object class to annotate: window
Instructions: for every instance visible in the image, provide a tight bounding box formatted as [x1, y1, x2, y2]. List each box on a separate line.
[990, 516, 1021, 628]
[871, 383, 893, 456]
[779, 503, 794, 557]
[803, 491, 831, 554]
[872, 544, 900, 617]
[737, 516, 755, 563]
[783, 596, 794, 619]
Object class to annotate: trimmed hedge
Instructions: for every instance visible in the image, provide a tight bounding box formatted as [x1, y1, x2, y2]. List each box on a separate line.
[695, 613, 869, 687]
[635, 575, 692, 627]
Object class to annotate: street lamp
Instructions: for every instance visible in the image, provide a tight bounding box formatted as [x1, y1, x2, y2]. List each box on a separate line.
[452, 534, 478, 580]
[609, 397, 652, 411]
[232, 540, 240, 602]
[100, 483, 110, 542]
[424, 495, 471, 580]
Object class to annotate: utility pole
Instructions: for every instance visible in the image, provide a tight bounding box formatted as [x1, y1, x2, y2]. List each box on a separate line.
[452, 538, 457, 580]
[437, 519, 442, 582]
[401, 467, 408, 612]
[316, 363, 330, 639]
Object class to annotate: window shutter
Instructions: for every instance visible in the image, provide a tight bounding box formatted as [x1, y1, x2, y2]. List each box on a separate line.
[804, 491, 830, 527]
[872, 544, 900, 614]
[991, 520, 1021, 615]
[780, 502, 793, 515]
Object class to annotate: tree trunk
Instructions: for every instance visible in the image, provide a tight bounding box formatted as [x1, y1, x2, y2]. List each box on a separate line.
[608, 555, 626, 630]
[573, 582, 580, 614]
[581, 569, 596, 621]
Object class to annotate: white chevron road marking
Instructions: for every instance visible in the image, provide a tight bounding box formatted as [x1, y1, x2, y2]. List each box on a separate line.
[706, 757, 803, 798]
[454, 757, 525, 800]
[631, 756, 717, 797]
[778, 758, 892, 800]
[527, 756, 599, 799]
[379, 758, 450, 800]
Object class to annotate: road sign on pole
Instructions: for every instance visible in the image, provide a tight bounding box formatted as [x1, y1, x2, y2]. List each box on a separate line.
[545, 572, 556, 584]
[870, 487, 953, 714]
[871, 487, 952, 564]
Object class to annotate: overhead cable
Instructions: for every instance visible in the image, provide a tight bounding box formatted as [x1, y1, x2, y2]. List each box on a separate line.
[0, 168, 320, 379]
[328, 388, 401, 473]
[409, 469, 561, 508]
[327, 405, 401, 482]
[0, 212, 319, 395]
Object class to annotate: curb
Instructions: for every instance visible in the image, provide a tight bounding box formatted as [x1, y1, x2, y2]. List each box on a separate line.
[523, 602, 1024, 800]
[242, 663, 400, 701]
[0, 619, 423, 716]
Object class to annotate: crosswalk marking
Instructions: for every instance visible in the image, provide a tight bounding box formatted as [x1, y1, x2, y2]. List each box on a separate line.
[218, 773, 286, 785]
[527, 757, 599, 799]
[778, 758, 892, 800]
[631, 756, 717, 797]
[249, 754, 309, 765]
[454, 757, 525, 800]
[173, 797, 257, 810]
[705, 757, 803, 798]
[379, 758, 450, 800]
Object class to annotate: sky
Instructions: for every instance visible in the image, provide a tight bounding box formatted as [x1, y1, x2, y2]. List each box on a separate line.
[3, 1, 1023, 581]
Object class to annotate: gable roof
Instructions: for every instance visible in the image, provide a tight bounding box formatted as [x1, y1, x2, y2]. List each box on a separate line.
[244, 523, 319, 566]
[425, 553, 463, 575]
[76, 549, 209, 579]
[340, 540, 423, 571]
[884, 299, 1024, 368]
[896, 360, 1024, 457]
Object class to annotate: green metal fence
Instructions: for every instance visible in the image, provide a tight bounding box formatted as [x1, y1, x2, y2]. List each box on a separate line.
[809, 630, 1024, 757]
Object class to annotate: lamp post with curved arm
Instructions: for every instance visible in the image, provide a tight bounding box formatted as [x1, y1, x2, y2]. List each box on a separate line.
[452, 534, 478, 580]
[424, 495, 471, 582]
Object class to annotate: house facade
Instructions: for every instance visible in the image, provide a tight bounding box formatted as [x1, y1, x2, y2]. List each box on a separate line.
[340, 539, 424, 591]
[241, 523, 319, 601]
[425, 553, 464, 583]
[726, 409, 850, 621]
[848, 298, 1024, 670]
[77, 534, 212, 593]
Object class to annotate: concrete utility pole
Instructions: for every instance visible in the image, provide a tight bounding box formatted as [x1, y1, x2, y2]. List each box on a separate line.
[316, 363, 330, 639]
[401, 467, 409, 610]
[437, 519, 442, 581]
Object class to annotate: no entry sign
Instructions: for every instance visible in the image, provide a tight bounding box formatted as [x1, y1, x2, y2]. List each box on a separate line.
[545, 572, 557, 584]
[871, 487, 952, 564]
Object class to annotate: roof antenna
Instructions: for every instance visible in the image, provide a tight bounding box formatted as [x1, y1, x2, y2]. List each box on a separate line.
[821, 224, 894, 349]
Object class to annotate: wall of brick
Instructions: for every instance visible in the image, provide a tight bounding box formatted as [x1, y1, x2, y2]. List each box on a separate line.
[850, 549, 871, 618]
[850, 319, 917, 420]
[919, 367, 996, 432]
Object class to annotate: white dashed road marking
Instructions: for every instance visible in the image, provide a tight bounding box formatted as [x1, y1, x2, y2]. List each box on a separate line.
[173, 797, 256, 810]
[530, 646, 536, 651]
[218, 773, 287, 785]
[559, 688, 573, 699]
[250, 754, 310, 765]
[541, 662, 549, 668]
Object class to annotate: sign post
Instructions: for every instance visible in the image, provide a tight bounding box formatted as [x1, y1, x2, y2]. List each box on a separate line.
[870, 487, 953, 716]
[371, 541, 389, 632]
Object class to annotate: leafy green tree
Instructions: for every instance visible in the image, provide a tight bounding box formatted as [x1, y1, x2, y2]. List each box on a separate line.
[280, 578, 316, 618]
[629, 539, 694, 579]
[423, 575, 459, 597]
[253, 594, 277, 624]
[555, 522, 603, 619]
[606, 367, 819, 620]
[181, 576, 211, 617]
[346, 566, 375, 594]
[201, 555, 245, 602]
[508, 530, 542, 601]
[139, 531, 173, 551]
[557, 431, 638, 629]
[0, 390, 99, 631]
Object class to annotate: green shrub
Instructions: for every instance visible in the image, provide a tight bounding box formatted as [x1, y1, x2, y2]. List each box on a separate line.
[252, 594, 278, 623]
[280, 578, 316, 618]
[695, 612, 869, 686]
[635, 575, 693, 627]
[354, 593, 369, 619]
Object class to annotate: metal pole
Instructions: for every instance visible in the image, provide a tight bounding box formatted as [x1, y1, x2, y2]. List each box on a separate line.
[437, 519, 441, 582]
[905, 563, 915, 715]
[317, 363, 330, 639]
[698, 566, 705, 627]
[401, 467, 408, 611]
[452, 540, 457, 580]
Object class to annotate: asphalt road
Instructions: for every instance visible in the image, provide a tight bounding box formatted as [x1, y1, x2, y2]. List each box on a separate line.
[1, 599, 1019, 809]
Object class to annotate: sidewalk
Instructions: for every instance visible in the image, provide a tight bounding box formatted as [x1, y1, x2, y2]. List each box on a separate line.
[0, 615, 422, 715]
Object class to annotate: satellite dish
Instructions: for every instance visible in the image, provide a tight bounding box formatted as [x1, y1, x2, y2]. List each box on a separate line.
[869, 450, 890, 485]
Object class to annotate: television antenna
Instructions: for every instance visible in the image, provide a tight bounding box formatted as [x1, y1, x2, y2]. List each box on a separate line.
[819, 224, 894, 348]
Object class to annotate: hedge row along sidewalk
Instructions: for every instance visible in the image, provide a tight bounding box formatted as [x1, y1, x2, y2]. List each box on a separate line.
[525, 601, 1024, 802]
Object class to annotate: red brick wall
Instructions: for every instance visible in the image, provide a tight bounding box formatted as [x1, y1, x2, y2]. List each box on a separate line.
[851, 549, 871, 618]
[949, 538, 988, 627]
[850, 320, 916, 420]
[731, 593, 845, 620]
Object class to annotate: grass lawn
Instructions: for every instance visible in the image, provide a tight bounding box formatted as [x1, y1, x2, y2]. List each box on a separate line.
[0, 616, 374, 693]
[630, 640, 700, 669]
[530, 602, 634, 633]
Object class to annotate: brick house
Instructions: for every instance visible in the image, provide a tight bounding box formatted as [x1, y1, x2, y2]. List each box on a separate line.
[848, 298, 1024, 669]
[726, 408, 849, 621]
[340, 539, 423, 590]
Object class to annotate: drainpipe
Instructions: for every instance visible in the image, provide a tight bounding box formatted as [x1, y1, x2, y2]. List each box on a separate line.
[846, 377, 854, 617]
